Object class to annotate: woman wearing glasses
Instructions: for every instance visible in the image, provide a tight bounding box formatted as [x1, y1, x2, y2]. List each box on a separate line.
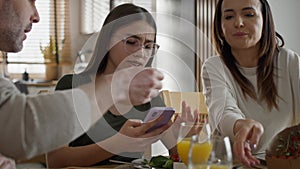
[47, 3, 197, 167]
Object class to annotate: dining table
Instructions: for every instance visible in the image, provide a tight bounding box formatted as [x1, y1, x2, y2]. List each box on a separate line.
[20, 163, 268, 169]
[21, 163, 129, 169]
[18, 154, 268, 169]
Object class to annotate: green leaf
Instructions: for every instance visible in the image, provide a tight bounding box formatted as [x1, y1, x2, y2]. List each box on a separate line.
[142, 158, 149, 165]
[149, 156, 169, 167]
[148, 155, 173, 169]
[162, 159, 173, 169]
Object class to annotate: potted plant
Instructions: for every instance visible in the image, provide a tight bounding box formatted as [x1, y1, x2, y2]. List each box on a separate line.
[40, 36, 58, 80]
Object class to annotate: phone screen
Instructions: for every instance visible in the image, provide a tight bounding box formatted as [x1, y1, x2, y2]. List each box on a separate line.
[144, 107, 175, 132]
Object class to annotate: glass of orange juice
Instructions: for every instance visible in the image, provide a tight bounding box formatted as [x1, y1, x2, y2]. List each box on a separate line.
[188, 135, 232, 169]
[177, 122, 209, 165]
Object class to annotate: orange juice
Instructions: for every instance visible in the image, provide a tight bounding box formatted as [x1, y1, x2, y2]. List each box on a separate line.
[191, 142, 213, 164]
[177, 138, 191, 165]
[177, 138, 212, 165]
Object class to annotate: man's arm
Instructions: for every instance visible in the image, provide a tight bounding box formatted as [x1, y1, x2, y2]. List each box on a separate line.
[0, 67, 164, 160]
[0, 78, 92, 159]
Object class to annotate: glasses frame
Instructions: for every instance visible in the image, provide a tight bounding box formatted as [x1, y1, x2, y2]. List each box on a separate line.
[121, 37, 160, 57]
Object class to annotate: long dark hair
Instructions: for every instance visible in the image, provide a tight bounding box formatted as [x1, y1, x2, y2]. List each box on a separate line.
[82, 3, 157, 75]
[212, 0, 285, 110]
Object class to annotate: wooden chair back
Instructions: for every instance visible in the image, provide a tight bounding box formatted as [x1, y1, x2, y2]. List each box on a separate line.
[160, 90, 208, 123]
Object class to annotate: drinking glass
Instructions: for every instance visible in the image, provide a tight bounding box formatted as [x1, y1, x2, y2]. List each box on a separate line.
[177, 122, 210, 166]
[188, 135, 232, 169]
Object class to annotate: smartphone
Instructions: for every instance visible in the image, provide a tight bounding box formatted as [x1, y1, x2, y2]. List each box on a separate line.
[144, 107, 175, 132]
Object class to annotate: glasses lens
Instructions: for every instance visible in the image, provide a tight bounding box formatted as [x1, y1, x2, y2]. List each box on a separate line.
[145, 43, 159, 55]
[124, 37, 159, 57]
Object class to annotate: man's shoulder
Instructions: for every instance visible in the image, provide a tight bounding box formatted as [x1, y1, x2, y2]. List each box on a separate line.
[0, 77, 12, 83]
[0, 77, 15, 90]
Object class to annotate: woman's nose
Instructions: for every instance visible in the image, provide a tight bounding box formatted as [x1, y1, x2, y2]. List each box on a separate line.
[132, 48, 148, 58]
[234, 16, 244, 28]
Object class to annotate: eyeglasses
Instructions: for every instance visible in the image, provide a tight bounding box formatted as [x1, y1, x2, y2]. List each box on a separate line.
[122, 37, 160, 57]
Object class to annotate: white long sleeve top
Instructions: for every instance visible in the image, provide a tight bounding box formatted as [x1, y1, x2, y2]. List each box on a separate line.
[201, 47, 300, 153]
[0, 77, 92, 159]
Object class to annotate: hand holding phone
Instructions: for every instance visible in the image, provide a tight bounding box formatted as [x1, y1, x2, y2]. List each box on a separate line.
[144, 107, 175, 132]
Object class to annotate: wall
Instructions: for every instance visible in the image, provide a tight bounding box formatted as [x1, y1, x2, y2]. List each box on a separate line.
[69, 0, 91, 72]
[154, 0, 196, 92]
[268, 0, 300, 53]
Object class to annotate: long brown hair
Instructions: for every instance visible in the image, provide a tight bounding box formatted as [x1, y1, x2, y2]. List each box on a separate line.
[82, 3, 157, 75]
[212, 0, 284, 110]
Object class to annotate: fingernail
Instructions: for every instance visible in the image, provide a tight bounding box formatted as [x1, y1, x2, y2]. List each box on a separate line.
[251, 144, 257, 150]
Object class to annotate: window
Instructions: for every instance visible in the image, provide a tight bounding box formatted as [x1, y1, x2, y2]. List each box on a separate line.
[2, 0, 70, 79]
[80, 0, 156, 34]
[112, 0, 155, 12]
[80, 0, 110, 34]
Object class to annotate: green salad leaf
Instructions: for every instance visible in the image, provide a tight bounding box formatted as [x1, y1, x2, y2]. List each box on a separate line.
[147, 155, 173, 169]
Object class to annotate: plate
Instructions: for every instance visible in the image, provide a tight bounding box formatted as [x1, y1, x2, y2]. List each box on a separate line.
[131, 158, 150, 169]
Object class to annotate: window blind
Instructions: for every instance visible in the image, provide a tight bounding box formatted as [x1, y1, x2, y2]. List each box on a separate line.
[81, 0, 110, 34]
[81, 0, 156, 34]
[131, 0, 156, 12]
